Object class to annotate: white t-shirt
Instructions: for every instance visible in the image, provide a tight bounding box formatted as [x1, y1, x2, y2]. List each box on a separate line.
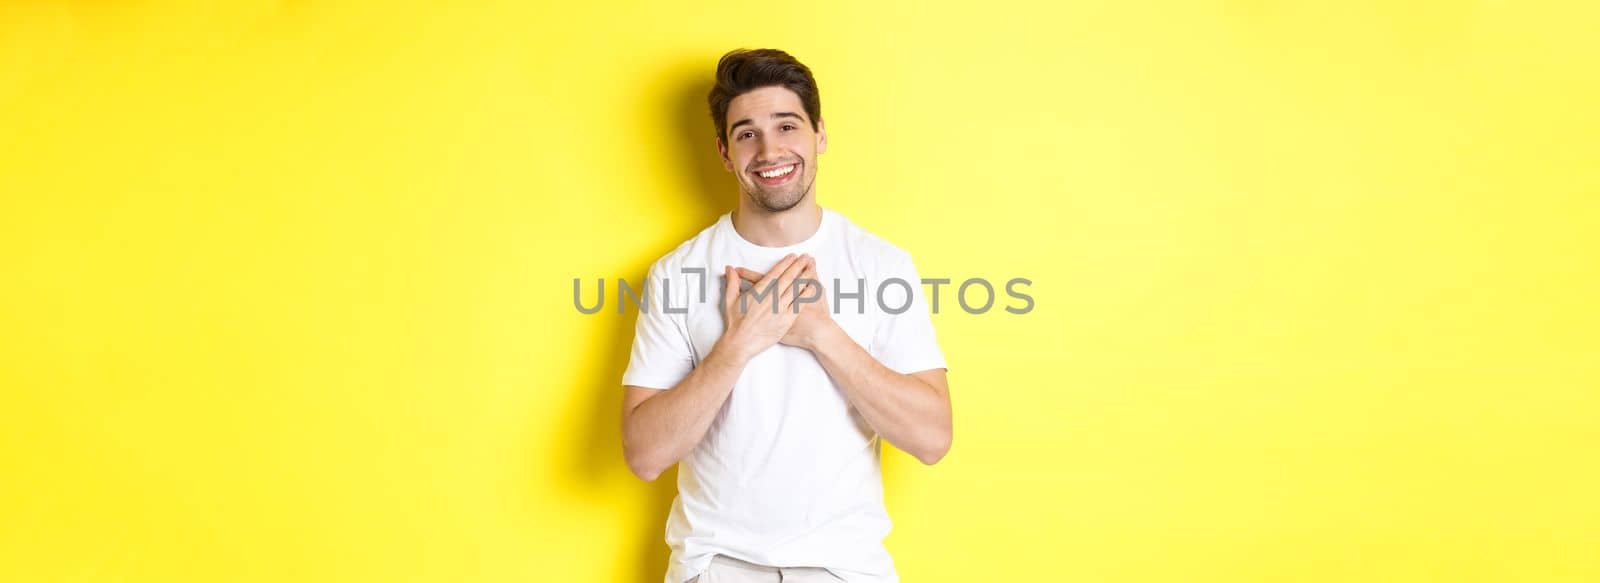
[622, 208, 947, 583]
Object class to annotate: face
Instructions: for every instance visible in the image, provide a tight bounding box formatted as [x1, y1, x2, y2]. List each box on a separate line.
[718, 86, 827, 213]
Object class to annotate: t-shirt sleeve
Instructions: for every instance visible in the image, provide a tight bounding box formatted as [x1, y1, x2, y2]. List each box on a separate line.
[620, 262, 696, 390]
[871, 251, 949, 375]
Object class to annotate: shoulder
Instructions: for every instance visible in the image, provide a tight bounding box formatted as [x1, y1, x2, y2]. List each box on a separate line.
[643, 216, 724, 278]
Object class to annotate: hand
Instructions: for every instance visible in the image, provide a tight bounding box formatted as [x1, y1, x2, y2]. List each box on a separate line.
[718, 253, 810, 360]
[734, 255, 838, 351]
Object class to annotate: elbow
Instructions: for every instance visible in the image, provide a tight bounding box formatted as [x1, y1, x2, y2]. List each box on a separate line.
[626, 454, 664, 482]
[915, 429, 953, 466]
[629, 460, 664, 482]
[623, 444, 668, 482]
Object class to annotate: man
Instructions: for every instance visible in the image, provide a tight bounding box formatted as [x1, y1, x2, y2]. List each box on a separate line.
[620, 48, 951, 583]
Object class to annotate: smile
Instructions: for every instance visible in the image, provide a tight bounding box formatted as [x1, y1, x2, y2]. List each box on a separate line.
[752, 163, 798, 185]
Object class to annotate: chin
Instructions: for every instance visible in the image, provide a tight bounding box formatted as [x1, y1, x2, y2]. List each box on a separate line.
[747, 188, 806, 213]
[757, 194, 805, 213]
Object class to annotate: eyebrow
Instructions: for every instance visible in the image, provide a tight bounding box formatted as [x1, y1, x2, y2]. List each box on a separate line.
[729, 111, 807, 135]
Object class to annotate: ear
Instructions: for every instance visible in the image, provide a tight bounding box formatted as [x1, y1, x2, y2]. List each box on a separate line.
[717, 138, 734, 172]
[815, 119, 827, 155]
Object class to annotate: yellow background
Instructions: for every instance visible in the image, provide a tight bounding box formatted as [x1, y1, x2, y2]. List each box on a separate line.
[3, 1, 1597, 581]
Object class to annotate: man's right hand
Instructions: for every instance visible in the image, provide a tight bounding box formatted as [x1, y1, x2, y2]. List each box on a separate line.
[718, 253, 812, 361]
[623, 254, 809, 482]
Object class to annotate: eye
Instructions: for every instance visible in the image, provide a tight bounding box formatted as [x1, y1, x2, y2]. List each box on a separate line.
[781, 124, 796, 132]
[738, 130, 755, 140]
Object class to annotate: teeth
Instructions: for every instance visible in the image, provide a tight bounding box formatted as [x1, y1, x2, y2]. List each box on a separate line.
[758, 165, 795, 178]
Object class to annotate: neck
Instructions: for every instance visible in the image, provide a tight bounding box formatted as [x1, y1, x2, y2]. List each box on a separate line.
[731, 200, 823, 247]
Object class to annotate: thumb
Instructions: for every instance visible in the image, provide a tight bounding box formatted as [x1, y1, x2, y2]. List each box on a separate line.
[722, 265, 738, 309]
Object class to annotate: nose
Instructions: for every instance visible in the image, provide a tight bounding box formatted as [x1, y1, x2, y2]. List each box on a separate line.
[758, 136, 785, 165]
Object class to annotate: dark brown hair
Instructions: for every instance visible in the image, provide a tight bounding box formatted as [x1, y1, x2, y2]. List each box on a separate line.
[708, 48, 822, 145]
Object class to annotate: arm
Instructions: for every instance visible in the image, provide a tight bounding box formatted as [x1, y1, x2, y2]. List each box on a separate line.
[734, 264, 953, 465]
[621, 254, 812, 481]
[804, 325, 952, 465]
[621, 338, 751, 481]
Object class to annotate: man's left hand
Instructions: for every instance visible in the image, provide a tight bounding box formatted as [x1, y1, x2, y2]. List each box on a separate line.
[734, 256, 839, 350]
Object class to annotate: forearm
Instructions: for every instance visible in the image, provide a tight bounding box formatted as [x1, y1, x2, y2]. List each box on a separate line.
[623, 339, 751, 480]
[806, 324, 952, 464]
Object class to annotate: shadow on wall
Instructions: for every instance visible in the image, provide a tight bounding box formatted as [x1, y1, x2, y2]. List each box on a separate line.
[565, 63, 732, 583]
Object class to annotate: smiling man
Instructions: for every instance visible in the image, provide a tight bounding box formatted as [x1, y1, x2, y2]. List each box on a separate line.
[620, 48, 951, 583]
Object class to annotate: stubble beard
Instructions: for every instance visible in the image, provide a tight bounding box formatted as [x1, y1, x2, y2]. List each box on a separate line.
[744, 164, 815, 214]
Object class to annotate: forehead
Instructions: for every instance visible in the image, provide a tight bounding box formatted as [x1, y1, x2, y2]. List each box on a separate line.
[727, 86, 808, 123]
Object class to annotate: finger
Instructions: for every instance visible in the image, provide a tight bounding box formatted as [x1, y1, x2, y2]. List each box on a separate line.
[734, 267, 764, 283]
[776, 254, 811, 309]
[799, 259, 823, 295]
[793, 260, 824, 308]
[755, 254, 799, 300]
[721, 265, 739, 310]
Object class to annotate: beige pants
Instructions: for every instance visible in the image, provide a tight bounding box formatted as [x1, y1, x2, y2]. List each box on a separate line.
[690, 554, 846, 582]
